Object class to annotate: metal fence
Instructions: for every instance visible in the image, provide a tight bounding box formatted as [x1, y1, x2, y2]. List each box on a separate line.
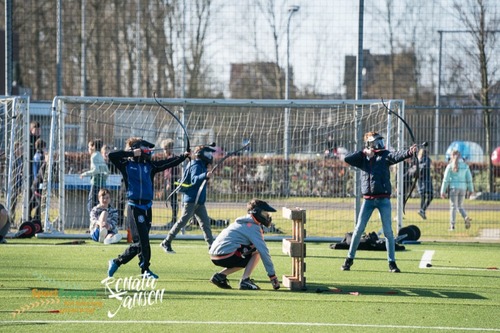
[1, 97, 499, 243]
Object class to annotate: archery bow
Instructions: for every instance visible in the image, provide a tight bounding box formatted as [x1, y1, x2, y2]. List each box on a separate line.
[194, 141, 251, 205]
[381, 99, 418, 214]
[154, 92, 192, 199]
[153, 92, 191, 153]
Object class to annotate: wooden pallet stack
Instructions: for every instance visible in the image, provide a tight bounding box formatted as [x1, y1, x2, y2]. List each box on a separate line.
[281, 207, 306, 291]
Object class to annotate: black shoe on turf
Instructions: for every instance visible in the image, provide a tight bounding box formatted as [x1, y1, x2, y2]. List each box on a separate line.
[341, 257, 354, 271]
[160, 241, 176, 254]
[389, 261, 401, 273]
[239, 278, 260, 290]
[210, 273, 232, 289]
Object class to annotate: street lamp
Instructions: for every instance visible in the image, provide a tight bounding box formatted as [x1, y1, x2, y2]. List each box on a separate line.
[283, 5, 299, 197]
[285, 5, 300, 101]
[284, 5, 299, 160]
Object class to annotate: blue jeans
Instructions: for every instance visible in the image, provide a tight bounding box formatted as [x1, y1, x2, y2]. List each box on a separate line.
[347, 198, 396, 262]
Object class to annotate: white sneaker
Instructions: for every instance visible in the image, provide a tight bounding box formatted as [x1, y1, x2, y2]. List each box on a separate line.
[98, 227, 108, 243]
[104, 233, 123, 245]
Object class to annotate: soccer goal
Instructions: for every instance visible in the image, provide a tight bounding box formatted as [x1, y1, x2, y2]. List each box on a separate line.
[43, 97, 407, 239]
[1, 96, 31, 228]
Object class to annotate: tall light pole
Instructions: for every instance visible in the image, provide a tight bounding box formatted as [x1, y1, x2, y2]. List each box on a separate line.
[285, 5, 299, 102]
[284, 5, 299, 159]
[283, 5, 299, 197]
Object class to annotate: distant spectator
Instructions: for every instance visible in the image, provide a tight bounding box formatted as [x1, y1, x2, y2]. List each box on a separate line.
[28, 121, 41, 212]
[28, 139, 47, 221]
[29, 150, 50, 221]
[101, 144, 126, 228]
[29, 121, 41, 169]
[33, 138, 46, 179]
[417, 148, 433, 220]
[440, 149, 474, 231]
[81, 139, 109, 213]
[161, 138, 181, 227]
[89, 189, 122, 244]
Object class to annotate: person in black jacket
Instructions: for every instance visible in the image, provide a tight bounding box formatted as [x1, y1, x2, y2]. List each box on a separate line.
[341, 132, 416, 273]
[106, 137, 189, 279]
[416, 148, 433, 220]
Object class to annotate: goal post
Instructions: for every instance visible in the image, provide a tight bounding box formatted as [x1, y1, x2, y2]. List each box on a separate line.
[1, 96, 31, 227]
[44, 97, 407, 239]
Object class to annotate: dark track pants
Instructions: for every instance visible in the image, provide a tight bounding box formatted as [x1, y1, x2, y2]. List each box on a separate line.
[115, 205, 152, 272]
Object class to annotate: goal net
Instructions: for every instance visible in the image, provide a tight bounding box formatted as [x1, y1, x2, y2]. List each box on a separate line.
[1, 96, 31, 229]
[43, 97, 406, 240]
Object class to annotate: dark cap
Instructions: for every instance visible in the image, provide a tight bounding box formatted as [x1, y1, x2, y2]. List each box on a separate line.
[131, 139, 155, 149]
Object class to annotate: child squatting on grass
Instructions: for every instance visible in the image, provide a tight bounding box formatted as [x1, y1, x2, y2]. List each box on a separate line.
[208, 199, 280, 290]
[89, 188, 122, 245]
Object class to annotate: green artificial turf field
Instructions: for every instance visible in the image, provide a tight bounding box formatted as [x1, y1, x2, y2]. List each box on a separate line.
[0, 239, 499, 332]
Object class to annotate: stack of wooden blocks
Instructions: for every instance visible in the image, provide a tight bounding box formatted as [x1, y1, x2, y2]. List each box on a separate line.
[281, 207, 306, 291]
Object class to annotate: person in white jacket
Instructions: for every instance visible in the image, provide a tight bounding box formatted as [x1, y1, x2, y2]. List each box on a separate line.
[208, 199, 280, 291]
[440, 149, 474, 230]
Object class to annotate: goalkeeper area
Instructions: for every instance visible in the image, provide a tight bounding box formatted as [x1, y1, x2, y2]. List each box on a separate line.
[2, 96, 497, 242]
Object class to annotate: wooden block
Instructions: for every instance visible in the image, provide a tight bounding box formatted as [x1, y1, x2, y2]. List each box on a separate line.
[282, 239, 304, 257]
[282, 207, 306, 222]
[282, 275, 306, 291]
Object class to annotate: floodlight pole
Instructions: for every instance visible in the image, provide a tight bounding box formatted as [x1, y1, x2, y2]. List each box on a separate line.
[354, 0, 365, 225]
[284, 5, 300, 159]
[284, 5, 299, 197]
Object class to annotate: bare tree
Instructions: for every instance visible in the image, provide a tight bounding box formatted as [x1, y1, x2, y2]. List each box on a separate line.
[371, 0, 431, 103]
[186, 0, 212, 97]
[453, 0, 499, 192]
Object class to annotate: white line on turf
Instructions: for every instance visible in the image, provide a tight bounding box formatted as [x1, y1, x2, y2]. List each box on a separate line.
[1, 320, 500, 331]
[419, 250, 498, 271]
[419, 250, 435, 268]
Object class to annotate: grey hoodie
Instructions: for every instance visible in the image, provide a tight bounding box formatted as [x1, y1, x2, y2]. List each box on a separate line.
[209, 215, 276, 277]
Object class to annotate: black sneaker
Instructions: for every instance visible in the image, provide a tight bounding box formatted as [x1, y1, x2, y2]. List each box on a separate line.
[160, 241, 176, 254]
[418, 210, 427, 220]
[210, 273, 232, 289]
[239, 278, 260, 290]
[389, 261, 401, 273]
[341, 257, 354, 271]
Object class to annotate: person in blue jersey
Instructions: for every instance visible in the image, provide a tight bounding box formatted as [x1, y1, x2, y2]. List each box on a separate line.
[341, 131, 417, 273]
[106, 137, 189, 279]
[160, 144, 215, 254]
